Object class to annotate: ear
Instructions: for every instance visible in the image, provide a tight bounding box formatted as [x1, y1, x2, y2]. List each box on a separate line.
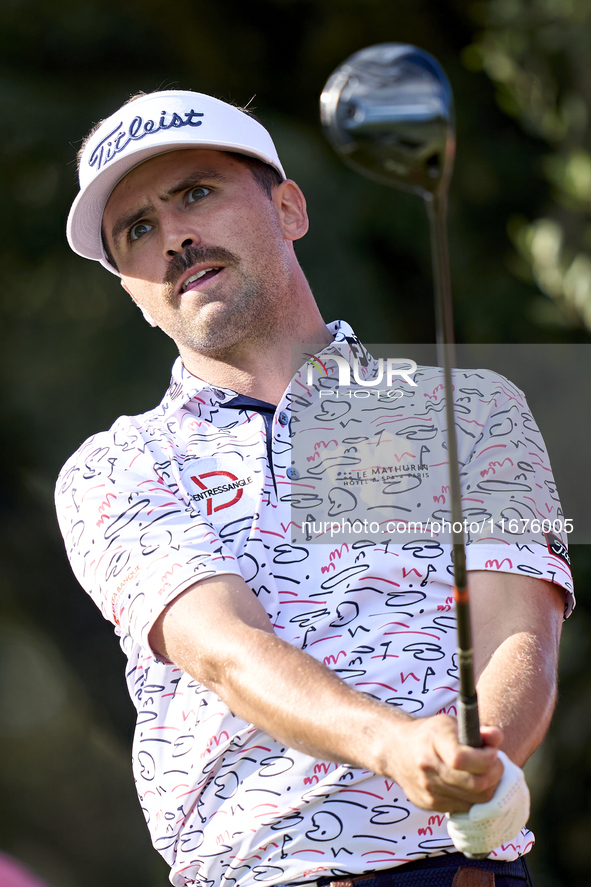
[121, 280, 159, 328]
[273, 180, 309, 242]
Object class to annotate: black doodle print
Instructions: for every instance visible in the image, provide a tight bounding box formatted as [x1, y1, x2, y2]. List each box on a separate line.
[55, 321, 573, 887]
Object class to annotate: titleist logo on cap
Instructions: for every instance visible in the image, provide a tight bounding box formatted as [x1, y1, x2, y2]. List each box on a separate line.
[68, 90, 286, 271]
[89, 108, 206, 172]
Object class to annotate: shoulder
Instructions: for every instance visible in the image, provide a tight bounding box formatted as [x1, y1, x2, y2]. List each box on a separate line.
[57, 409, 156, 478]
[415, 364, 526, 398]
[409, 365, 530, 436]
[54, 394, 179, 523]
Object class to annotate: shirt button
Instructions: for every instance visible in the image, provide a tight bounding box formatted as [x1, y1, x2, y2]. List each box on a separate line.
[286, 467, 300, 480]
[278, 411, 290, 426]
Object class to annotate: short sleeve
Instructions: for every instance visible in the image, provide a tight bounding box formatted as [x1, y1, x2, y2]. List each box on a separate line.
[55, 424, 243, 653]
[460, 372, 574, 615]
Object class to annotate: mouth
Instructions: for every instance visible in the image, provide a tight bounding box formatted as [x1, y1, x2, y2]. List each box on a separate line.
[178, 266, 223, 295]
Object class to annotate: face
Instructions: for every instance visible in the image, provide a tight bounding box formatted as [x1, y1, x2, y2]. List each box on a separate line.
[102, 149, 308, 359]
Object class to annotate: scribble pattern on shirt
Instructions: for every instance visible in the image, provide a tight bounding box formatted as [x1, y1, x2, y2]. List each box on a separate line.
[55, 322, 573, 887]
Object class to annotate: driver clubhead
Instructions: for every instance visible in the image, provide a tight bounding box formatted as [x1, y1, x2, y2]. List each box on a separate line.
[320, 43, 456, 199]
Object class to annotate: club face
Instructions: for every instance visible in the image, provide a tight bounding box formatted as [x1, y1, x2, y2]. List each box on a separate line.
[320, 43, 456, 199]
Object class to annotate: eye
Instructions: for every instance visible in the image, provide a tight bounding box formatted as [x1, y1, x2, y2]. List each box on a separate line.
[187, 186, 210, 204]
[130, 221, 153, 242]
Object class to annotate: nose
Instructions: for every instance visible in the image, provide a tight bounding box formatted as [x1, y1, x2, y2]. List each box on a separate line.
[162, 214, 201, 260]
[167, 237, 194, 258]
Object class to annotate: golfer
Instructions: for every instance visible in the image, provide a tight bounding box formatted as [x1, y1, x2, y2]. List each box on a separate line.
[55, 90, 573, 887]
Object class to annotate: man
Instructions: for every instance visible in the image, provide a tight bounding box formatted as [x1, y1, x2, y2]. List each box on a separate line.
[56, 90, 573, 887]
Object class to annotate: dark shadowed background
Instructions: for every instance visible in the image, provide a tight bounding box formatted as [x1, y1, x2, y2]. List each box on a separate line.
[1, 1, 590, 885]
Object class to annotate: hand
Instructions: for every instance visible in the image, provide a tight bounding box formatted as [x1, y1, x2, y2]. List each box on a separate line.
[390, 715, 504, 813]
[446, 750, 530, 857]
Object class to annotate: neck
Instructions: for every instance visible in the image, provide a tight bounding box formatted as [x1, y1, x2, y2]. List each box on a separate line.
[178, 278, 333, 405]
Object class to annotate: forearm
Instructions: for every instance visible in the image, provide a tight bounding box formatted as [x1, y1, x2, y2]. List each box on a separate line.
[154, 584, 409, 775]
[230, 631, 411, 768]
[476, 630, 558, 767]
[150, 574, 502, 812]
[469, 570, 564, 767]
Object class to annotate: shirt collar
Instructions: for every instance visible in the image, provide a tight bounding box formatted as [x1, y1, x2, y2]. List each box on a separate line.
[321, 319, 372, 367]
[159, 358, 239, 415]
[157, 320, 370, 416]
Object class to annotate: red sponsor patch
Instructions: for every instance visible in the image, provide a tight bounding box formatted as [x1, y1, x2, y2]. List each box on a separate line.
[190, 470, 249, 516]
[180, 456, 258, 523]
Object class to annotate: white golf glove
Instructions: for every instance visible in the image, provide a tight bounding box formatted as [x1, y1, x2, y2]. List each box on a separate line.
[446, 750, 530, 858]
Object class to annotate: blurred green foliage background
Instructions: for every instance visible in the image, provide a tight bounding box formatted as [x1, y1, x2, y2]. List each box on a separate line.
[1, 0, 590, 885]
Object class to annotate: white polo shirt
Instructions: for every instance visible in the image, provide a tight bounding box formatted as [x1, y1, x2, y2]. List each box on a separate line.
[55, 321, 573, 887]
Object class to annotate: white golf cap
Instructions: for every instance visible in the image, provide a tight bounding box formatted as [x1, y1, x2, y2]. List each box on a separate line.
[67, 90, 286, 275]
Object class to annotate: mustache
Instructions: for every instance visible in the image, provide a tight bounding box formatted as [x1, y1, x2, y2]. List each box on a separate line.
[164, 245, 239, 291]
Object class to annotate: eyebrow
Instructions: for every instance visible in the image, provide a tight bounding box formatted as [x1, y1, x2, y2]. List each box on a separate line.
[110, 203, 155, 248]
[109, 169, 229, 249]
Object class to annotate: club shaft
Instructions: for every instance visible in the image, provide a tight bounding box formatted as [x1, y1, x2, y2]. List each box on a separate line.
[426, 195, 482, 750]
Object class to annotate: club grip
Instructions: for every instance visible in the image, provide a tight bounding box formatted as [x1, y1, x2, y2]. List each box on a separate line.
[458, 694, 482, 748]
[457, 696, 489, 859]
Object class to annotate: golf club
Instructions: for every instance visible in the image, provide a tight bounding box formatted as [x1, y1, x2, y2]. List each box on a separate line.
[320, 43, 481, 750]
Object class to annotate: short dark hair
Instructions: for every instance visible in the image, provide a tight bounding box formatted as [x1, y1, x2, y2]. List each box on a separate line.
[232, 152, 284, 197]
